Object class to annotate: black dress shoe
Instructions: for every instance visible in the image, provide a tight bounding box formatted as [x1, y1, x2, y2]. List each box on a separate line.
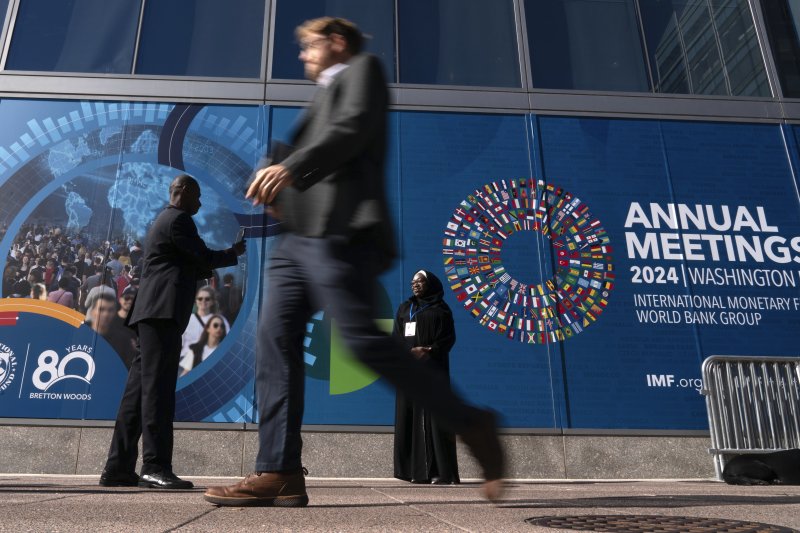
[138, 470, 194, 489]
[99, 469, 140, 487]
[431, 478, 459, 485]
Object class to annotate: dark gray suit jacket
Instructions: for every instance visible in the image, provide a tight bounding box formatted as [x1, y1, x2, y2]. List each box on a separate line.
[276, 53, 396, 268]
[127, 205, 238, 332]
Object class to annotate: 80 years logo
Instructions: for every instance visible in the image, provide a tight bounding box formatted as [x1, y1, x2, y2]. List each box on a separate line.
[28, 346, 95, 401]
[32, 348, 95, 391]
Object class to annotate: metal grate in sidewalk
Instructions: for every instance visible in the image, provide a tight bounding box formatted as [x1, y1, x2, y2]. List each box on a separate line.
[525, 514, 797, 532]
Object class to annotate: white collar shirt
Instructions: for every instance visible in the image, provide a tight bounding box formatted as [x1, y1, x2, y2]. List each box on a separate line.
[317, 63, 349, 88]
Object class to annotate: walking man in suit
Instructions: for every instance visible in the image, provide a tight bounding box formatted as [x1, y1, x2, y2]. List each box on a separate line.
[204, 17, 504, 507]
[100, 174, 245, 489]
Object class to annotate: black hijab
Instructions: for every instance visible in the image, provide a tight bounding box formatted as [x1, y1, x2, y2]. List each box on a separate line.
[412, 270, 445, 306]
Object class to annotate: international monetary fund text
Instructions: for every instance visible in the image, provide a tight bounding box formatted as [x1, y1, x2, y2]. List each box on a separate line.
[623, 202, 800, 327]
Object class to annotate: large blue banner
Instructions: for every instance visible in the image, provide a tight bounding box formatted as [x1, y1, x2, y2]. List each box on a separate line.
[536, 118, 800, 429]
[1, 98, 798, 430]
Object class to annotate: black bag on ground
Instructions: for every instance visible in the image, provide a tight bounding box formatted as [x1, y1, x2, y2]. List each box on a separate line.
[722, 449, 800, 485]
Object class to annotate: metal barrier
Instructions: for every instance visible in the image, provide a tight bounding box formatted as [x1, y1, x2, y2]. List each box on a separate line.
[701, 355, 800, 480]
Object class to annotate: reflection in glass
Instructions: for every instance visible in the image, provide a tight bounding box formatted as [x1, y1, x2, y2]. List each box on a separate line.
[135, 0, 264, 77]
[525, 0, 770, 96]
[398, 0, 520, 87]
[761, 0, 800, 97]
[271, 0, 395, 81]
[526, 0, 649, 91]
[5, 0, 140, 74]
[1, 0, 9, 34]
[640, 0, 770, 96]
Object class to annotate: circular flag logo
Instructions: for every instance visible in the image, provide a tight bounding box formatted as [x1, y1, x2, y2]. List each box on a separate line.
[442, 179, 614, 344]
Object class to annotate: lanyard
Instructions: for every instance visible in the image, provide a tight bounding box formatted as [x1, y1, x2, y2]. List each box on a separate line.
[409, 303, 430, 320]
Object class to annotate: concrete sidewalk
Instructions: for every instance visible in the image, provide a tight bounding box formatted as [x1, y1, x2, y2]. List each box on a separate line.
[1, 475, 799, 532]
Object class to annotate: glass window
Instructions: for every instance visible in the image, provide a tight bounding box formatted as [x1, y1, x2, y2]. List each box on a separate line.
[526, 0, 650, 92]
[271, 0, 395, 81]
[1, 0, 9, 31]
[398, 0, 520, 87]
[0, 0, 8, 67]
[761, 0, 800, 98]
[135, 0, 265, 78]
[4, 0, 140, 74]
[640, 0, 770, 97]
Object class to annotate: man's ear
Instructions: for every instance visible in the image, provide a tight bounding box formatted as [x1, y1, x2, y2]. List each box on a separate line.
[329, 33, 348, 54]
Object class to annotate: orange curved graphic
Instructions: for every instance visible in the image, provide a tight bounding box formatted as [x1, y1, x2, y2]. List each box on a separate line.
[0, 300, 85, 328]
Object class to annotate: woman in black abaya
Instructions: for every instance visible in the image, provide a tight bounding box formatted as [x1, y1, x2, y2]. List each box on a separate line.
[393, 270, 460, 484]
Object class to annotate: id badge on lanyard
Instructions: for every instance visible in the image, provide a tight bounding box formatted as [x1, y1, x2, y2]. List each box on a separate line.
[406, 303, 428, 337]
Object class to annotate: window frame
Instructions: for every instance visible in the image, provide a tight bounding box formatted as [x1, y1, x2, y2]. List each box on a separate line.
[0, 0, 796, 124]
[2, 0, 143, 75]
[394, 0, 524, 89]
[0, 0, 272, 82]
[132, 0, 270, 79]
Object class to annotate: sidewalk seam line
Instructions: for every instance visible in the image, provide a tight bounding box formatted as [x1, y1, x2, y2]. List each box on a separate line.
[161, 506, 218, 533]
[369, 487, 475, 533]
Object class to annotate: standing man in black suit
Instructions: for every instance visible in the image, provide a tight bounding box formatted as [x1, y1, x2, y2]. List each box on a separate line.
[204, 17, 504, 508]
[100, 174, 245, 489]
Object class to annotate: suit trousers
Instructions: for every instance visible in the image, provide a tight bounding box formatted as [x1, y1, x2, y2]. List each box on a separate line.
[255, 233, 477, 471]
[105, 319, 181, 474]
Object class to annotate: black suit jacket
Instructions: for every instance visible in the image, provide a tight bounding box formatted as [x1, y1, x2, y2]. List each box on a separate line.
[127, 205, 238, 331]
[275, 53, 396, 267]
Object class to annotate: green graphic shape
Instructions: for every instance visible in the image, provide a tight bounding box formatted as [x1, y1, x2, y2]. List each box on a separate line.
[329, 319, 393, 395]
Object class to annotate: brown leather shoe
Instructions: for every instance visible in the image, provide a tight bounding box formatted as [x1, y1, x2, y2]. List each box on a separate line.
[203, 468, 308, 507]
[459, 409, 506, 501]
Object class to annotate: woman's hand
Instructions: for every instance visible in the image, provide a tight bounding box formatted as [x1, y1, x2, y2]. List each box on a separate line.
[410, 346, 432, 360]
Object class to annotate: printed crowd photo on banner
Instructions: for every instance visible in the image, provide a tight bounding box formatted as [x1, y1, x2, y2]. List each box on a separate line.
[0, 100, 265, 422]
[1, 101, 799, 432]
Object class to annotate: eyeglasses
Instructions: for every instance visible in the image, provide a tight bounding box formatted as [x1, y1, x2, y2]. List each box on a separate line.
[299, 36, 328, 51]
[196, 296, 212, 302]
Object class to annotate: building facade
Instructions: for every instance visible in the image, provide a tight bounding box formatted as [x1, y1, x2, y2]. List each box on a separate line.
[0, 0, 799, 478]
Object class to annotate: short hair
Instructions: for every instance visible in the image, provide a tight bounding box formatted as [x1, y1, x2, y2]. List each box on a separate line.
[13, 279, 31, 295]
[31, 283, 47, 300]
[169, 174, 199, 196]
[197, 285, 217, 300]
[93, 292, 117, 307]
[296, 17, 363, 55]
[121, 285, 137, 298]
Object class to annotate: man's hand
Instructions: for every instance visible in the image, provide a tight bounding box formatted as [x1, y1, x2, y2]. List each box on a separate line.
[265, 205, 282, 221]
[232, 239, 247, 256]
[410, 346, 432, 360]
[246, 164, 293, 206]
